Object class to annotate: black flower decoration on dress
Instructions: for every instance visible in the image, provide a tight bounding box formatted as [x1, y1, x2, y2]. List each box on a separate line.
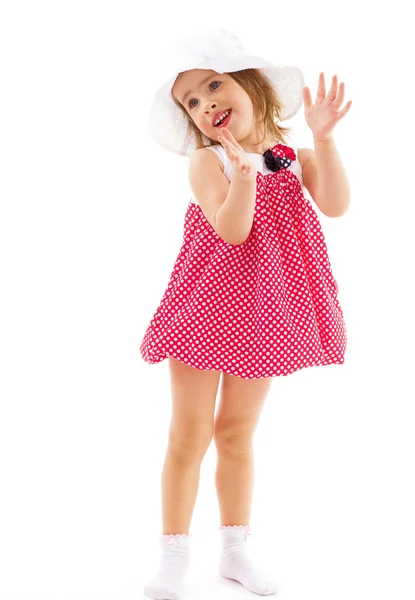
[263, 150, 292, 172]
[263, 144, 296, 172]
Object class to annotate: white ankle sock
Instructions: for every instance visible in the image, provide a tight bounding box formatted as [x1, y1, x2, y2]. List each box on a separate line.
[144, 533, 191, 600]
[219, 525, 277, 596]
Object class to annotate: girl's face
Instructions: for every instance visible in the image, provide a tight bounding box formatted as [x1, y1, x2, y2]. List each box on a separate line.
[172, 69, 269, 151]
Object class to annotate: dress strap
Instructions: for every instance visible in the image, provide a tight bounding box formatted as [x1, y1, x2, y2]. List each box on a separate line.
[206, 145, 232, 181]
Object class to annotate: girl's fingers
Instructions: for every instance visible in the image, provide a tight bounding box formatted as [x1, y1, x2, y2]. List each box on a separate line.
[218, 133, 235, 149]
[219, 135, 246, 166]
[221, 127, 244, 151]
[219, 135, 239, 155]
[226, 145, 237, 159]
[221, 140, 238, 161]
[219, 138, 236, 155]
[219, 133, 253, 174]
[221, 128, 238, 146]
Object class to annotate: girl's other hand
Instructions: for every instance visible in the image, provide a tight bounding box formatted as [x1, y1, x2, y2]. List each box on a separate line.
[217, 128, 257, 179]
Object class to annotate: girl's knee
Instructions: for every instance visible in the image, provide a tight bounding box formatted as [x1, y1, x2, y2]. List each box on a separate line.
[168, 427, 213, 461]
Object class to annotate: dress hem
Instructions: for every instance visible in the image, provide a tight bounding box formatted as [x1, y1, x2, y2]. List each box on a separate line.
[142, 350, 346, 380]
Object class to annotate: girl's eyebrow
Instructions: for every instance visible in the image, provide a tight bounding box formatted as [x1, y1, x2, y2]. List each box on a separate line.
[181, 74, 217, 105]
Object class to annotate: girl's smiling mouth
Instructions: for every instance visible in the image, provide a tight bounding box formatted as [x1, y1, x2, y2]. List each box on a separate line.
[213, 109, 232, 127]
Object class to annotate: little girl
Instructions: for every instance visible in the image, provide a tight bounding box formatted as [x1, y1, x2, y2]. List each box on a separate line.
[139, 27, 352, 599]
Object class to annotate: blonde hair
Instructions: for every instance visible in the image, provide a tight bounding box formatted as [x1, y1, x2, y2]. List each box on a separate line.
[172, 68, 293, 152]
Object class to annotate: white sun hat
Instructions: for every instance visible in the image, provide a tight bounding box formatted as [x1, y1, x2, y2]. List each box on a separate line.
[145, 27, 305, 157]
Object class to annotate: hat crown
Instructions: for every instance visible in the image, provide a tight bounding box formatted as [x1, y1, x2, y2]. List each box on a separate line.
[167, 28, 245, 74]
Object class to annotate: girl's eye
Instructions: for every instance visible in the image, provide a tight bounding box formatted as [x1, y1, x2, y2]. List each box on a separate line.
[189, 81, 220, 109]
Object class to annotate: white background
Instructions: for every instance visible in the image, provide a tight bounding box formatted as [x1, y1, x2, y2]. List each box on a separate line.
[1, 1, 414, 599]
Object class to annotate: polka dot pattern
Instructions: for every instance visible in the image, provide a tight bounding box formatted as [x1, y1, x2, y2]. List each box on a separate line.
[139, 143, 347, 379]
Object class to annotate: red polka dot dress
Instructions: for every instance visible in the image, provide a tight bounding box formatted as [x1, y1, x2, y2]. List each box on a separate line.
[139, 138, 347, 379]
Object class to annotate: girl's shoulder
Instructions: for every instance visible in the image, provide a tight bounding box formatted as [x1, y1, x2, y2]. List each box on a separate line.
[188, 145, 225, 172]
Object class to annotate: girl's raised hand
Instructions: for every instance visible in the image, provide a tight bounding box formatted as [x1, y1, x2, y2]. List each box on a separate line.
[217, 128, 257, 179]
[303, 73, 352, 142]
